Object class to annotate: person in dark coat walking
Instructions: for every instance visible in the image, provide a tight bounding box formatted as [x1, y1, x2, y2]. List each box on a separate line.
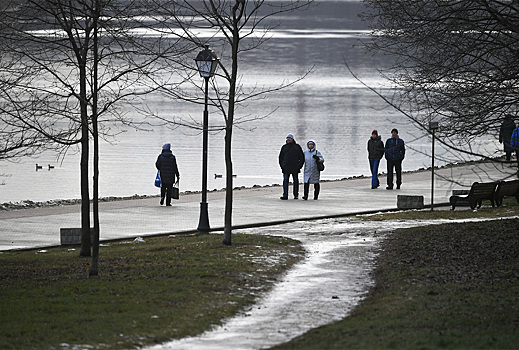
[278, 133, 304, 200]
[156, 143, 180, 206]
[384, 128, 405, 190]
[367, 130, 385, 189]
[499, 115, 516, 162]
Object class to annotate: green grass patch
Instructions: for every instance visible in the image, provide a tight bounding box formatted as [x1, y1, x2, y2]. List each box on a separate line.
[0, 233, 304, 350]
[273, 218, 519, 349]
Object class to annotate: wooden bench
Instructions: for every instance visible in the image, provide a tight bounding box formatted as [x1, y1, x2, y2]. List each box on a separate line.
[449, 182, 498, 210]
[494, 179, 519, 207]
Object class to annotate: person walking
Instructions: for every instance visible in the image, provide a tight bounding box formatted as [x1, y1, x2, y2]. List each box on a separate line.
[155, 143, 180, 206]
[367, 130, 384, 189]
[511, 124, 519, 173]
[384, 128, 405, 190]
[279, 133, 305, 200]
[499, 115, 516, 162]
[303, 140, 324, 200]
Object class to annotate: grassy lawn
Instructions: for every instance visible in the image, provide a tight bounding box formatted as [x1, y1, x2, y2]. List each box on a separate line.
[2, 199, 519, 350]
[0, 233, 304, 350]
[272, 202, 519, 349]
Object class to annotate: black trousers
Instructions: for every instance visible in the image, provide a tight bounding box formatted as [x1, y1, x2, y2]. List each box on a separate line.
[161, 181, 174, 205]
[386, 159, 402, 188]
[304, 182, 320, 199]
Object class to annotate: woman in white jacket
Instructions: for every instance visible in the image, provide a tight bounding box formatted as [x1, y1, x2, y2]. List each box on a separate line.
[303, 140, 324, 200]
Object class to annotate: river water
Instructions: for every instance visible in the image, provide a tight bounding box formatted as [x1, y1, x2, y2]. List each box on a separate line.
[0, 1, 495, 203]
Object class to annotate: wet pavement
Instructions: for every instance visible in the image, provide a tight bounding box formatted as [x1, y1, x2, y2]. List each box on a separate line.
[1, 161, 516, 252]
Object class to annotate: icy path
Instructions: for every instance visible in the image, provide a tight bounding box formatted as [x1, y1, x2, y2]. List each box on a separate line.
[146, 217, 410, 350]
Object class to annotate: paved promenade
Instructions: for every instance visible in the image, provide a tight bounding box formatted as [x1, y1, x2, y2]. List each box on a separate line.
[1, 161, 516, 251]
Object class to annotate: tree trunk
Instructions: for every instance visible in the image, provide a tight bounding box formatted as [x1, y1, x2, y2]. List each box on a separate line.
[79, 61, 91, 257]
[222, 18, 241, 246]
[223, 125, 233, 245]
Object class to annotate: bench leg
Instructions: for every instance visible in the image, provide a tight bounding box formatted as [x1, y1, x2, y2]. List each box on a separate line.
[449, 197, 457, 210]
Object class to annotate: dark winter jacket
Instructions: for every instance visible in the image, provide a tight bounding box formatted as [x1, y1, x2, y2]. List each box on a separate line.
[500, 118, 516, 152]
[367, 136, 384, 160]
[384, 137, 405, 161]
[156, 149, 180, 184]
[279, 141, 305, 174]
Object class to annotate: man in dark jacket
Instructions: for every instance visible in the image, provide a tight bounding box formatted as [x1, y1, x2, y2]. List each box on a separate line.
[278, 133, 304, 200]
[156, 143, 180, 206]
[499, 115, 516, 162]
[384, 128, 405, 190]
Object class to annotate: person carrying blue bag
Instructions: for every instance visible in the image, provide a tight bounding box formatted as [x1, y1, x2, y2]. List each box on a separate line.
[155, 143, 180, 206]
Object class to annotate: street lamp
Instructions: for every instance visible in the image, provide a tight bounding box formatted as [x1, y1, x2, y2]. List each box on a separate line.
[195, 45, 219, 234]
[429, 121, 439, 211]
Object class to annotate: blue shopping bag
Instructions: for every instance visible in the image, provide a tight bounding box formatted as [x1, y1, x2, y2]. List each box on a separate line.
[154, 171, 161, 187]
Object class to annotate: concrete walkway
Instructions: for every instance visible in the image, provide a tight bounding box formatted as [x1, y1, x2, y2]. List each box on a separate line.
[1, 161, 516, 251]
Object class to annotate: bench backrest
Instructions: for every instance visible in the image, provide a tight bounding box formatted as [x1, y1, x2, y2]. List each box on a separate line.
[469, 182, 498, 198]
[496, 179, 519, 196]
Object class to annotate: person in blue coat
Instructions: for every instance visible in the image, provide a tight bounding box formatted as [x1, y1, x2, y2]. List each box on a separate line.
[303, 140, 324, 200]
[511, 125, 519, 173]
[156, 143, 180, 206]
[278, 133, 305, 200]
[384, 128, 405, 190]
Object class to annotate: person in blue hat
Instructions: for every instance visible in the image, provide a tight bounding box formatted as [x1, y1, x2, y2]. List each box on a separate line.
[278, 133, 304, 200]
[155, 143, 180, 206]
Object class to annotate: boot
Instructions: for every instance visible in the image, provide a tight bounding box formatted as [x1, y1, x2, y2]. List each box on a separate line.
[303, 183, 309, 200]
[314, 183, 320, 200]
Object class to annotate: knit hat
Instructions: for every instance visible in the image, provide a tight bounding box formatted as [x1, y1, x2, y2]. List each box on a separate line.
[163, 143, 171, 150]
[391, 128, 398, 134]
[372, 130, 378, 135]
[286, 133, 294, 140]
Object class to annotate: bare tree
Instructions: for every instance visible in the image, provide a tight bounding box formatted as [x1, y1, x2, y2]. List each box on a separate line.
[357, 0, 519, 168]
[0, 5, 60, 160]
[0, 0, 183, 269]
[149, 0, 313, 245]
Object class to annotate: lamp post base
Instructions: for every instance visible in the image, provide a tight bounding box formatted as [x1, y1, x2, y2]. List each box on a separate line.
[197, 202, 210, 234]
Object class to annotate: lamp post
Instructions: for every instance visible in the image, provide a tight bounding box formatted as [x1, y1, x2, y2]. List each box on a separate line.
[429, 121, 439, 211]
[195, 45, 219, 234]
